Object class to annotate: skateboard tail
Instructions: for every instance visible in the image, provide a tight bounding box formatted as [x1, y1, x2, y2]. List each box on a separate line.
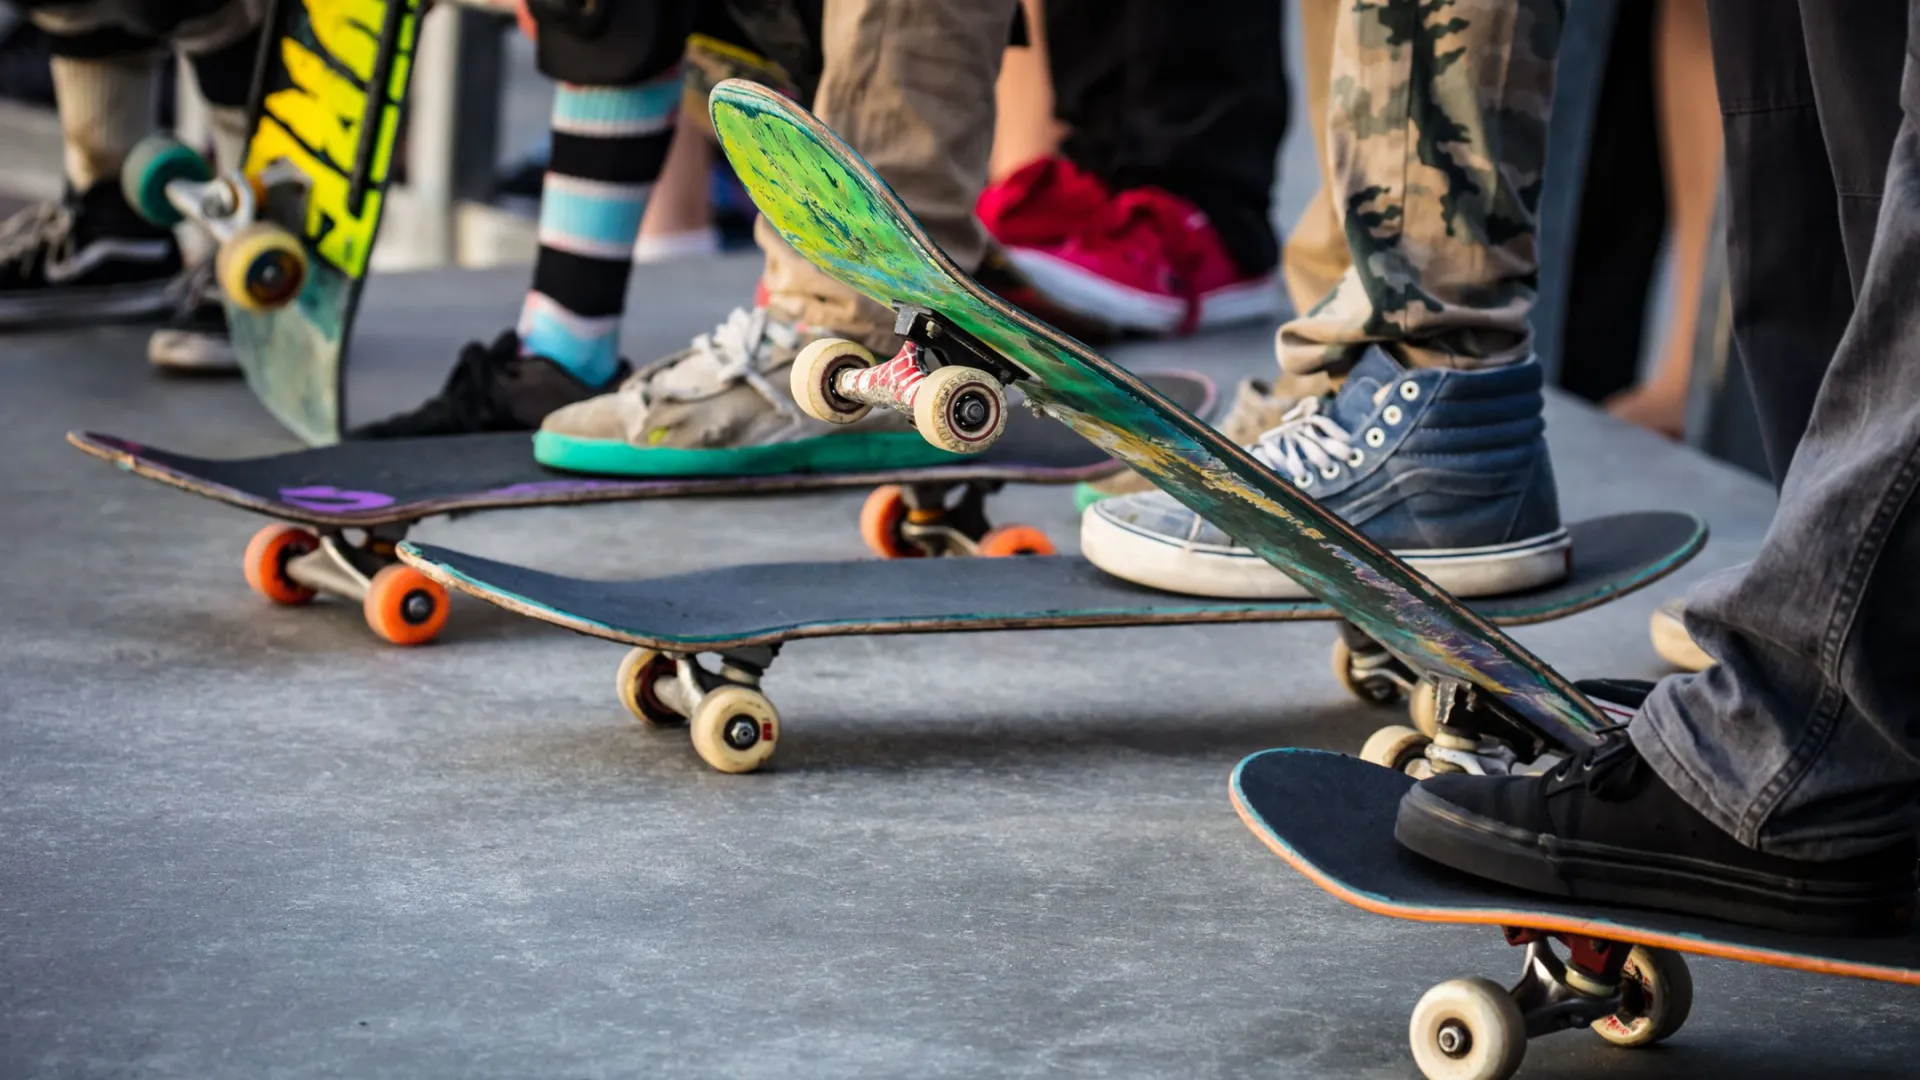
[708, 80, 1609, 749]
[1231, 749, 1920, 987]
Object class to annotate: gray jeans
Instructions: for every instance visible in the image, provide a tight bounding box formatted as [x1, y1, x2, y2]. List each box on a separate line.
[1631, 0, 1920, 861]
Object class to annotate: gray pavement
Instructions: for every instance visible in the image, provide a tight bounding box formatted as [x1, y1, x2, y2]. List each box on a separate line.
[5, 257, 1917, 1079]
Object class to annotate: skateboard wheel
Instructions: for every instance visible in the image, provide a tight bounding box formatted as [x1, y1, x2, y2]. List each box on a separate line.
[792, 337, 876, 424]
[122, 135, 211, 227]
[1359, 725, 1431, 775]
[217, 222, 308, 312]
[1409, 679, 1441, 739]
[976, 524, 1054, 557]
[243, 523, 320, 605]
[362, 564, 450, 646]
[1330, 637, 1406, 706]
[689, 685, 779, 774]
[858, 484, 923, 559]
[914, 364, 1006, 454]
[1409, 977, 1527, 1080]
[616, 647, 684, 727]
[1591, 946, 1692, 1048]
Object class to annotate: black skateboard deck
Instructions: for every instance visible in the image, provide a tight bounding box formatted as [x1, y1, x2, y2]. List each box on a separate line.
[66, 370, 1211, 528]
[67, 372, 1211, 646]
[395, 511, 1704, 773]
[1232, 748, 1920, 1079]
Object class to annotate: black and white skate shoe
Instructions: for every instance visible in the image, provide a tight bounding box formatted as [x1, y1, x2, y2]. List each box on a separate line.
[0, 181, 183, 329]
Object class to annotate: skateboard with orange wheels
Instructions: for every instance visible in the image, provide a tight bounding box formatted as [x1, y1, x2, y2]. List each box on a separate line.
[1232, 749, 1920, 1080]
[122, 0, 423, 444]
[393, 511, 1701, 774]
[65, 376, 1210, 644]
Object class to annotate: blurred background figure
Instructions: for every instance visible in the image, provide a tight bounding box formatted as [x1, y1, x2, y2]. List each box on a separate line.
[1557, 0, 1721, 439]
[976, 0, 1288, 337]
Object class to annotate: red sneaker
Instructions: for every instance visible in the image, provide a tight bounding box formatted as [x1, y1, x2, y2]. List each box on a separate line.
[990, 181, 1277, 336]
[976, 155, 1112, 248]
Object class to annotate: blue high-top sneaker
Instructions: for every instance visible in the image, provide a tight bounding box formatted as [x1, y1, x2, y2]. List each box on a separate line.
[1081, 347, 1569, 599]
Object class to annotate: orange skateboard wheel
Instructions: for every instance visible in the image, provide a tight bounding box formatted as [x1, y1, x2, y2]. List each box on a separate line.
[976, 524, 1054, 557]
[243, 523, 319, 604]
[859, 485, 922, 559]
[362, 564, 450, 646]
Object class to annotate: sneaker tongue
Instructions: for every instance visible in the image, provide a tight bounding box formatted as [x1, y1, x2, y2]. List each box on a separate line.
[1329, 347, 1405, 429]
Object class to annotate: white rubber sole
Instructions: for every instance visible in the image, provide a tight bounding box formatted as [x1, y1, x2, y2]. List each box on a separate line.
[1081, 509, 1573, 600]
[1003, 247, 1279, 335]
[149, 328, 239, 373]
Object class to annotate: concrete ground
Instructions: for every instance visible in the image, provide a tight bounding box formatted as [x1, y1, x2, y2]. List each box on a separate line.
[6, 257, 1917, 1080]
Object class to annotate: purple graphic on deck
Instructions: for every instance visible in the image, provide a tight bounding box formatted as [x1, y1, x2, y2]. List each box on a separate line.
[279, 485, 396, 512]
[485, 480, 634, 497]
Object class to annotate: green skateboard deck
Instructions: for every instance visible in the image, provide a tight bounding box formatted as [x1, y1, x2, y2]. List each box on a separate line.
[708, 80, 1625, 762]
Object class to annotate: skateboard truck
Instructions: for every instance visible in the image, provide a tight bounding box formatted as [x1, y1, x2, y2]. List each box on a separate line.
[856, 480, 1056, 559]
[616, 645, 783, 773]
[1409, 929, 1692, 1080]
[243, 522, 451, 646]
[1359, 676, 1565, 780]
[790, 305, 1020, 454]
[122, 135, 311, 313]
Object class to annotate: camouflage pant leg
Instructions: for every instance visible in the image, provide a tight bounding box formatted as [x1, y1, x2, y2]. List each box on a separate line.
[1278, 0, 1564, 376]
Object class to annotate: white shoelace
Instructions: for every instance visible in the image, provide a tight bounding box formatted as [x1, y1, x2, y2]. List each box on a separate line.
[0, 201, 73, 270]
[624, 306, 798, 412]
[1249, 395, 1358, 485]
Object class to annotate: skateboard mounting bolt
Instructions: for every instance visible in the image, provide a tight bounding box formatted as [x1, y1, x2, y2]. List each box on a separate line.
[954, 391, 992, 432]
[924, 321, 942, 338]
[1436, 1020, 1471, 1058]
[723, 716, 761, 750]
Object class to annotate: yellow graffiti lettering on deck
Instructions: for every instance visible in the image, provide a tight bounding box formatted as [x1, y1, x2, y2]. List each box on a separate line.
[246, 116, 383, 278]
[265, 38, 368, 167]
[305, 0, 386, 80]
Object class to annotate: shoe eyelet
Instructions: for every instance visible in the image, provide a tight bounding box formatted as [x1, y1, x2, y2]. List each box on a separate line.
[1365, 428, 1386, 448]
[1400, 382, 1420, 401]
[1348, 449, 1365, 467]
[1320, 463, 1340, 480]
[1382, 404, 1403, 425]
[1294, 473, 1313, 488]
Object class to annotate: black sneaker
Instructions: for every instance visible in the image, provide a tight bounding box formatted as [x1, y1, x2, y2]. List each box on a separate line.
[349, 330, 630, 439]
[0, 180, 183, 328]
[148, 261, 237, 374]
[1395, 702, 1919, 937]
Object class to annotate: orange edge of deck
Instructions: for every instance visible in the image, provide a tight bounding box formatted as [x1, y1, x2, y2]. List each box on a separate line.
[1228, 778, 1920, 987]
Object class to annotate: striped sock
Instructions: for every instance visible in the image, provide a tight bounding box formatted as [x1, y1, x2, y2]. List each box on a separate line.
[518, 74, 680, 387]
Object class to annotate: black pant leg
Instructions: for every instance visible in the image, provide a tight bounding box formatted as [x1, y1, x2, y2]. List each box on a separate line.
[1557, 1, 1664, 405]
[1796, 0, 1907, 296]
[1049, 0, 1287, 277]
[1707, 0, 1855, 487]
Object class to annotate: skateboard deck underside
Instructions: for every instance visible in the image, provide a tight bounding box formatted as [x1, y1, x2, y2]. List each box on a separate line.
[709, 82, 1609, 747]
[64, 372, 1210, 528]
[397, 511, 1703, 651]
[233, 0, 421, 445]
[1231, 748, 1920, 985]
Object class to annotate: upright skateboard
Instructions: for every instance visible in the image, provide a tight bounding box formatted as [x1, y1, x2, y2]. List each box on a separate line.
[122, 0, 422, 444]
[64, 370, 1210, 645]
[1232, 749, 1920, 1080]
[395, 511, 1703, 774]
[709, 81, 1627, 773]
